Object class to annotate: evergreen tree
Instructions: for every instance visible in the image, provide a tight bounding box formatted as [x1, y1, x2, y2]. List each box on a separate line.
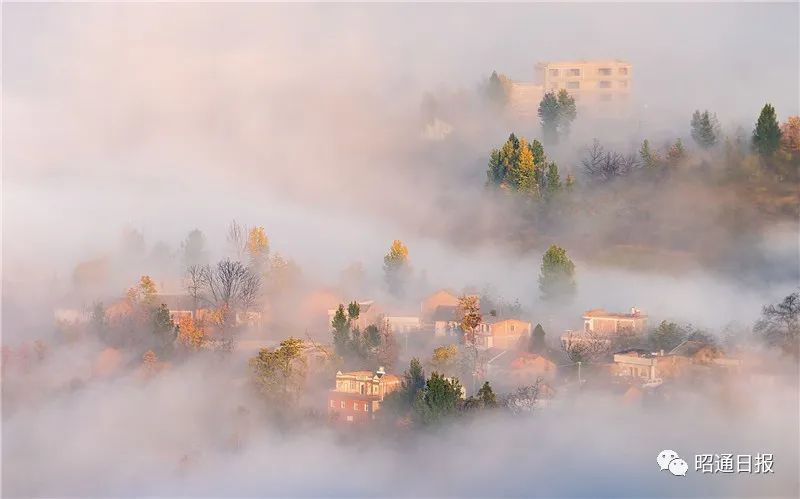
[538, 245, 576, 303]
[648, 321, 689, 352]
[414, 372, 463, 425]
[538, 92, 561, 145]
[557, 89, 577, 137]
[690, 110, 720, 149]
[530, 323, 546, 353]
[544, 162, 562, 193]
[639, 139, 658, 168]
[486, 71, 508, 110]
[530, 139, 546, 165]
[476, 381, 497, 408]
[331, 304, 350, 355]
[752, 103, 782, 156]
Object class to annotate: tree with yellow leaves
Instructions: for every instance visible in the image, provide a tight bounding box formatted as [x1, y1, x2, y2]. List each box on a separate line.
[249, 337, 308, 404]
[456, 295, 482, 344]
[383, 240, 410, 296]
[246, 226, 270, 271]
[142, 350, 159, 376]
[138, 275, 157, 305]
[177, 315, 204, 351]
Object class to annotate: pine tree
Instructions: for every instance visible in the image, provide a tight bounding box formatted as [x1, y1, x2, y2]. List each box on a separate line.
[639, 139, 658, 168]
[530, 323, 546, 352]
[690, 110, 719, 149]
[752, 103, 782, 156]
[545, 162, 562, 193]
[477, 381, 497, 408]
[557, 89, 577, 138]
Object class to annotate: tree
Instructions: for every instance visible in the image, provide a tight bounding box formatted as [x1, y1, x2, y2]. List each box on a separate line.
[142, 350, 159, 377]
[557, 89, 577, 138]
[249, 337, 307, 405]
[264, 253, 301, 296]
[538, 92, 560, 145]
[648, 321, 689, 352]
[181, 229, 208, 267]
[752, 103, 782, 156]
[246, 226, 270, 271]
[431, 344, 458, 374]
[639, 139, 659, 169]
[582, 140, 637, 181]
[138, 275, 157, 306]
[690, 110, 720, 149]
[226, 220, 248, 262]
[383, 240, 410, 296]
[561, 330, 608, 363]
[331, 304, 350, 355]
[754, 292, 799, 358]
[195, 260, 261, 331]
[456, 295, 482, 344]
[413, 372, 463, 425]
[504, 380, 544, 415]
[529, 323, 546, 353]
[177, 315, 204, 351]
[151, 303, 176, 352]
[485, 71, 508, 110]
[476, 381, 497, 408]
[538, 245, 576, 303]
[382, 358, 426, 415]
[780, 116, 800, 154]
[544, 162, 562, 194]
[666, 138, 686, 166]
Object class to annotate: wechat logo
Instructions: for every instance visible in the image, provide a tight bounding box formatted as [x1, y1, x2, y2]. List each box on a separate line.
[658, 449, 688, 476]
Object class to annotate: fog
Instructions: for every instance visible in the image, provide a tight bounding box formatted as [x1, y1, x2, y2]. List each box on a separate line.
[3, 2, 799, 498]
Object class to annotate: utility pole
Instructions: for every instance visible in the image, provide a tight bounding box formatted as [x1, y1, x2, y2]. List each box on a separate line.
[577, 361, 582, 384]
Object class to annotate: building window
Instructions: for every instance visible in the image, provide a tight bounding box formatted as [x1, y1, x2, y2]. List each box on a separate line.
[568, 68, 581, 77]
[566, 81, 580, 89]
[330, 400, 335, 408]
[340, 401, 345, 409]
[598, 81, 612, 88]
[598, 68, 612, 76]
[549, 68, 559, 77]
[364, 403, 369, 412]
[619, 67, 629, 75]
[346, 415, 353, 422]
[599, 93, 613, 101]
[354, 402, 359, 411]
[510, 324, 515, 332]
[619, 80, 628, 88]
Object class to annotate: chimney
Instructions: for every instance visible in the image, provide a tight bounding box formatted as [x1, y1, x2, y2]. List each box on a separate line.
[376, 366, 385, 377]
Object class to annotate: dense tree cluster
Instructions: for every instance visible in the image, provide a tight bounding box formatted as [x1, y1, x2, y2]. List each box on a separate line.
[486, 134, 563, 197]
[538, 245, 576, 303]
[537, 89, 577, 144]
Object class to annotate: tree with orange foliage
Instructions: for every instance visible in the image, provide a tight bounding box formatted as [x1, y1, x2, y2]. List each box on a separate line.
[780, 116, 800, 154]
[142, 350, 159, 376]
[177, 315, 205, 351]
[247, 226, 270, 271]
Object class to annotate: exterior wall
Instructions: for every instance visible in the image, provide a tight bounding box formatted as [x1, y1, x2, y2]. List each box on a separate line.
[507, 82, 544, 119]
[534, 60, 632, 117]
[384, 316, 421, 333]
[434, 320, 459, 337]
[584, 316, 647, 334]
[327, 393, 377, 423]
[488, 319, 531, 349]
[421, 290, 460, 321]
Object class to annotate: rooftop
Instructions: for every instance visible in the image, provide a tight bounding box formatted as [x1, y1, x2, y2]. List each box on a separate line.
[583, 308, 647, 319]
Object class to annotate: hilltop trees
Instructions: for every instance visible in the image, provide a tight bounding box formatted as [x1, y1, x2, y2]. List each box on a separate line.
[486, 134, 562, 197]
[413, 372, 463, 425]
[537, 90, 577, 144]
[753, 103, 782, 156]
[754, 292, 799, 358]
[331, 302, 397, 368]
[249, 337, 307, 406]
[246, 226, 270, 272]
[538, 245, 576, 303]
[582, 140, 637, 181]
[485, 70, 508, 111]
[383, 240, 410, 296]
[648, 321, 689, 352]
[691, 110, 720, 149]
[181, 229, 208, 267]
[188, 260, 260, 332]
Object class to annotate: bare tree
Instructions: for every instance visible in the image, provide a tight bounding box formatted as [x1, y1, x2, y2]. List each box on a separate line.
[194, 260, 261, 329]
[226, 219, 248, 263]
[582, 139, 638, 182]
[185, 264, 203, 313]
[561, 330, 609, 363]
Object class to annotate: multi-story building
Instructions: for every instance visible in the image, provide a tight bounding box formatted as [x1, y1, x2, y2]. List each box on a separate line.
[504, 59, 632, 119]
[475, 319, 532, 350]
[583, 308, 648, 334]
[534, 59, 632, 108]
[327, 367, 401, 423]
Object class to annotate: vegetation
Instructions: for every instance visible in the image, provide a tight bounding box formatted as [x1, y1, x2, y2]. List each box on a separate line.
[537, 90, 576, 144]
[754, 292, 799, 358]
[538, 245, 576, 303]
[752, 103, 782, 156]
[690, 110, 720, 149]
[383, 240, 410, 297]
